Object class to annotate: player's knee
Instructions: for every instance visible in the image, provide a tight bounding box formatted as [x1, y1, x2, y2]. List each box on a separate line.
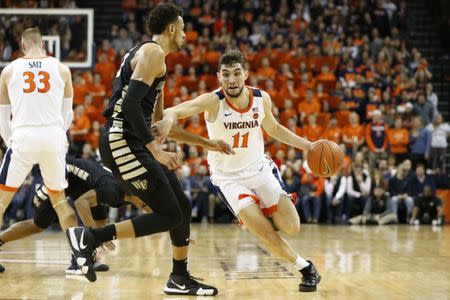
[167, 204, 183, 228]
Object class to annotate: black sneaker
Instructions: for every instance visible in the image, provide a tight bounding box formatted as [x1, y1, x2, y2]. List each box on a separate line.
[299, 260, 321, 292]
[0, 264, 4, 273]
[66, 227, 98, 282]
[93, 261, 110, 272]
[164, 273, 218, 296]
[66, 255, 82, 275]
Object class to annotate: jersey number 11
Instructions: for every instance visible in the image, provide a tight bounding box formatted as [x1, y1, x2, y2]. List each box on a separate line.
[232, 131, 249, 148]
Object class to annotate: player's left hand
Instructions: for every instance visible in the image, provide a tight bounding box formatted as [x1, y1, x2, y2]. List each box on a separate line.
[151, 119, 172, 143]
[102, 241, 116, 252]
[205, 139, 235, 155]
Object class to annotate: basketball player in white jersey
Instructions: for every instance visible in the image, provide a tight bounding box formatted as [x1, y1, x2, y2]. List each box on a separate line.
[0, 28, 77, 232]
[153, 50, 321, 292]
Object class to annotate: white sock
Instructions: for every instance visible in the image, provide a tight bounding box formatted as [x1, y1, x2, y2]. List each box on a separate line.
[292, 255, 310, 271]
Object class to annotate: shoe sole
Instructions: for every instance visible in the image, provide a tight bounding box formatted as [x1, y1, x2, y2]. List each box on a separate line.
[93, 264, 110, 272]
[299, 274, 322, 292]
[164, 286, 218, 296]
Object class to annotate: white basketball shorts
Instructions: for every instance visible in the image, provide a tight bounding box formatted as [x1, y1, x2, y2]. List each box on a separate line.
[210, 156, 288, 217]
[0, 126, 68, 192]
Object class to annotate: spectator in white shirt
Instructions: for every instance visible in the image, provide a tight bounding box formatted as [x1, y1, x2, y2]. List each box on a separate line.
[426, 113, 450, 169]
[426, 83, 439, 117]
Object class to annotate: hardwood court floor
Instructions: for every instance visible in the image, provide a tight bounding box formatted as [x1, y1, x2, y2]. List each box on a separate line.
[1, 224, 449, 300]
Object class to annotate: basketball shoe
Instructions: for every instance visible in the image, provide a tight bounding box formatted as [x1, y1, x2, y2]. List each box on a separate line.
[164, 272, 218, 296]
[299, 260, 321, 292]
[66, 255, 82, 275]
[66, 227, 98, 282]
[0, 264, 4, 273]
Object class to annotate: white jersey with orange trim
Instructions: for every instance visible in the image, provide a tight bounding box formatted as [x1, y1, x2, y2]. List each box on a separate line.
[7, 56, 65, 130]
[206, 86, 266, 174]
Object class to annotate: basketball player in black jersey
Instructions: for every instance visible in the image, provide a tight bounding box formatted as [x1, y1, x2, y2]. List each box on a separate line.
[65, 3, 229, 295]
[0, 156, 151, 274]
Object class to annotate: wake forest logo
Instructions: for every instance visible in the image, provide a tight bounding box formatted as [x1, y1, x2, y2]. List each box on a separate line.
[132, 179, 148, 191]
[224, 120, 259, 130]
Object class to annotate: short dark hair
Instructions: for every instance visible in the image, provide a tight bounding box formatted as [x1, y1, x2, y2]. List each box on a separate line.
[147, 3, 183, 35]
[218, 50, 248, 71]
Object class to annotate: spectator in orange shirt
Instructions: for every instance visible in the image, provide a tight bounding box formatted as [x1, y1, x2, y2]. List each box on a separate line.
[70, 105, 92, 154]
[89, 74, 107, 106]
[94, 53, 116, 90]
[265, 79, 282, 108]
[316, 64, 336, 82]
[73, 74, 89, 106]
[297, 73, 315, 99]
[388, 117, 409, 163]
[335, 101, 351, 127]
[97, 39, 117, 63]
[164, 78, 179, 108]
[323, 116, 342, 144]
[185, 115, 206, 138]
[185, 22, 199, 44]
[280, 78, 301, 106]
[298, 89, 321, 122]
[256, 57, 276, 81]
[303, 114, 323, 142]
[280, 99, 298, 126]
[299, 171, 324, 223]
[343, 112, 365, 154]
[276, 63, 295, 86]
[87, 120, 101, 152]
[84, 94, 103, 123]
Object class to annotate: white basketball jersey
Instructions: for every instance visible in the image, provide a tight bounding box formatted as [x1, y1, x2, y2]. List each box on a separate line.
[7, 57, 65, 130]
[206, 87, 266, 173]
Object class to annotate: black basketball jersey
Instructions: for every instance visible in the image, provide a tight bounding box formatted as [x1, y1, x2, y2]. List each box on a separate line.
[34, 157, 111, 202]
[65, 156, 111, 200]
[103, 41, 167, 138]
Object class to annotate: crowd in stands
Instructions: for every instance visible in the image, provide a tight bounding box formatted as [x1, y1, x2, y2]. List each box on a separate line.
[0, 0, 85, 62]
[0, 0, 449, 227]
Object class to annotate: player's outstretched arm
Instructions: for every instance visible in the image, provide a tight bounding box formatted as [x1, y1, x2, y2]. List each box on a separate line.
[0, 65, 13, 146]
[261, 91, 312, 152]
[153, 92, 219, 141]
[151, 87, 232, 153]
[165, 126, 234, 154]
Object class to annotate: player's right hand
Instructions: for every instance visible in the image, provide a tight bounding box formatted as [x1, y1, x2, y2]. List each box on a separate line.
[152, 148, 181, 170]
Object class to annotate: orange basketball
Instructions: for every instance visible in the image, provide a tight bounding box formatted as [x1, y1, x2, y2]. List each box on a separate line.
[306, 139, 344, 177]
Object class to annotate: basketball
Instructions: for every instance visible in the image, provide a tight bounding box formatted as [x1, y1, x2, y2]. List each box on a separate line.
[306, 140, 344, 177]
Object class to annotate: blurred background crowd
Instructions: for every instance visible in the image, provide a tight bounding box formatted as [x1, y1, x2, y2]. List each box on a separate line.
[0, 0, 449, 228]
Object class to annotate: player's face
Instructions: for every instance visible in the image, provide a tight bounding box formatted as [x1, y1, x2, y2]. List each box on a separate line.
[218, 64, 248, 98]
[171, 16, 186, 52]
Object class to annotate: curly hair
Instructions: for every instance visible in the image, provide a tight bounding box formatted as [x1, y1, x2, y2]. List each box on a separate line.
[147, 2, 183, 35]
[218, 50, 248, 70]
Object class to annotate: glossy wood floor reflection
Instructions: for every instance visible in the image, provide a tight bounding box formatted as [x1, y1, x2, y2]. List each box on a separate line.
[1, 224, 449, 300]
